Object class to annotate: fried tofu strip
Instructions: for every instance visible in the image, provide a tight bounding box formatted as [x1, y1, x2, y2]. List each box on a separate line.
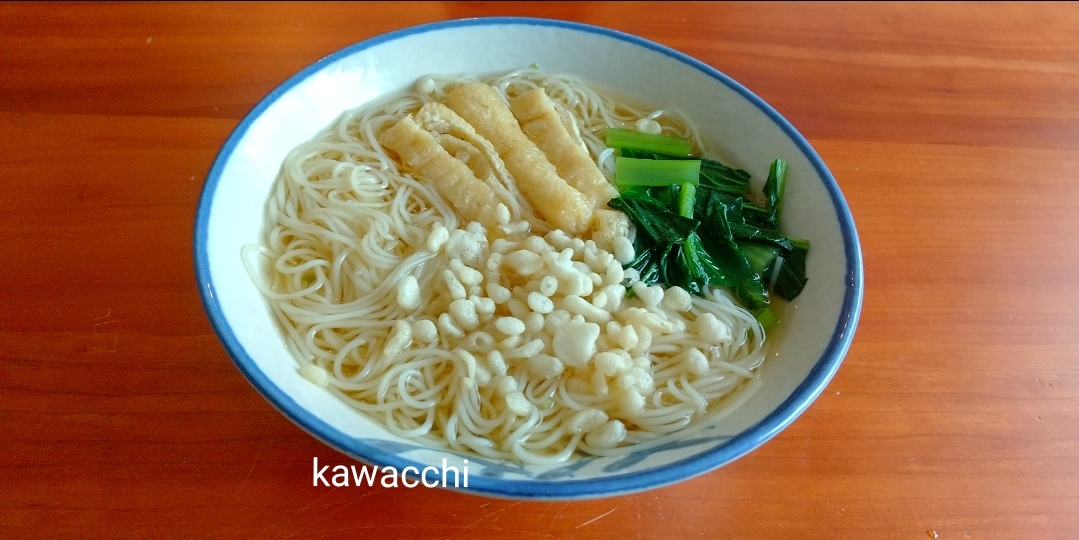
[414, 103, 492, 178]
[591, 208, 631, 252]
[415, 103, 519, 214]
[510, 88, 617, 208]
[444, 83, 593, 234]
[380, 116, 496, 227]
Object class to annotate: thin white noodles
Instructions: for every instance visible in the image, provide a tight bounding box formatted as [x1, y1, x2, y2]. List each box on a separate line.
[245, 69, 769, 464]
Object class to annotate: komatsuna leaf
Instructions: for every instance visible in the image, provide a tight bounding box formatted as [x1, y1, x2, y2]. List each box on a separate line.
[681, 232, 741, 291]
[608, 196, 698, 245]
[763, 158, 787, 226]
[734, 267, 770, 310]
[695, 197, 771, 310]
[698, 158, 752, 195]
[724, 199, 794, 251]
[739, 241, 782, 282]
[772, 240, 809, 301]
[740, 201, 776, 231]
[627, 239, 662, 286]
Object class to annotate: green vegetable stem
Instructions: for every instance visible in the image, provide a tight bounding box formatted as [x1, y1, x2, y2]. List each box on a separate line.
[615, 157, 701, 188]
[605, 128, 693, 157]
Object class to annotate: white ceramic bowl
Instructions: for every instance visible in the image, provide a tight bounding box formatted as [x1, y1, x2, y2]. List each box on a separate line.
[194, 17, 863, 499]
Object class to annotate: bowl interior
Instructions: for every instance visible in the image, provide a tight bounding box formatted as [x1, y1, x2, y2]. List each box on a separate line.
[195, 18, 862, 499]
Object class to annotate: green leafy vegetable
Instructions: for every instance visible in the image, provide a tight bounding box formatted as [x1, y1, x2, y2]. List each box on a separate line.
[722, 198, 794, 252]
[772, 238, 809, 301]
[607, 195, 697, 245]
[678, 236, 731, 294]
[608, 137, 809, 317]
[740, 201, 774, 230]
[763, 159, 787, 225]
[700, 198, 771, 309]
[740, 242, 782, 281]
[626, 238, 672, 289]
[698, 159, 753, 195]
[676, 183, 737, 295]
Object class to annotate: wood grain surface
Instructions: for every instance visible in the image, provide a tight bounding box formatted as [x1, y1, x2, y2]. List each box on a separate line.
[2, 2, 1077, 539]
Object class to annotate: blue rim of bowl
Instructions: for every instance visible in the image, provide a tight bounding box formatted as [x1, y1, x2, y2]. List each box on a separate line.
[194, 17, 863, 500]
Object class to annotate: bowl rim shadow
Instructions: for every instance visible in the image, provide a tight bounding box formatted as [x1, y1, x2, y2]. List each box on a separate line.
[193, 16, 864, 500]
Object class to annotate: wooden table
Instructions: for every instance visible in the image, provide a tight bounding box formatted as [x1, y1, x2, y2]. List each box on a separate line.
[2, 2, 1077, 538]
